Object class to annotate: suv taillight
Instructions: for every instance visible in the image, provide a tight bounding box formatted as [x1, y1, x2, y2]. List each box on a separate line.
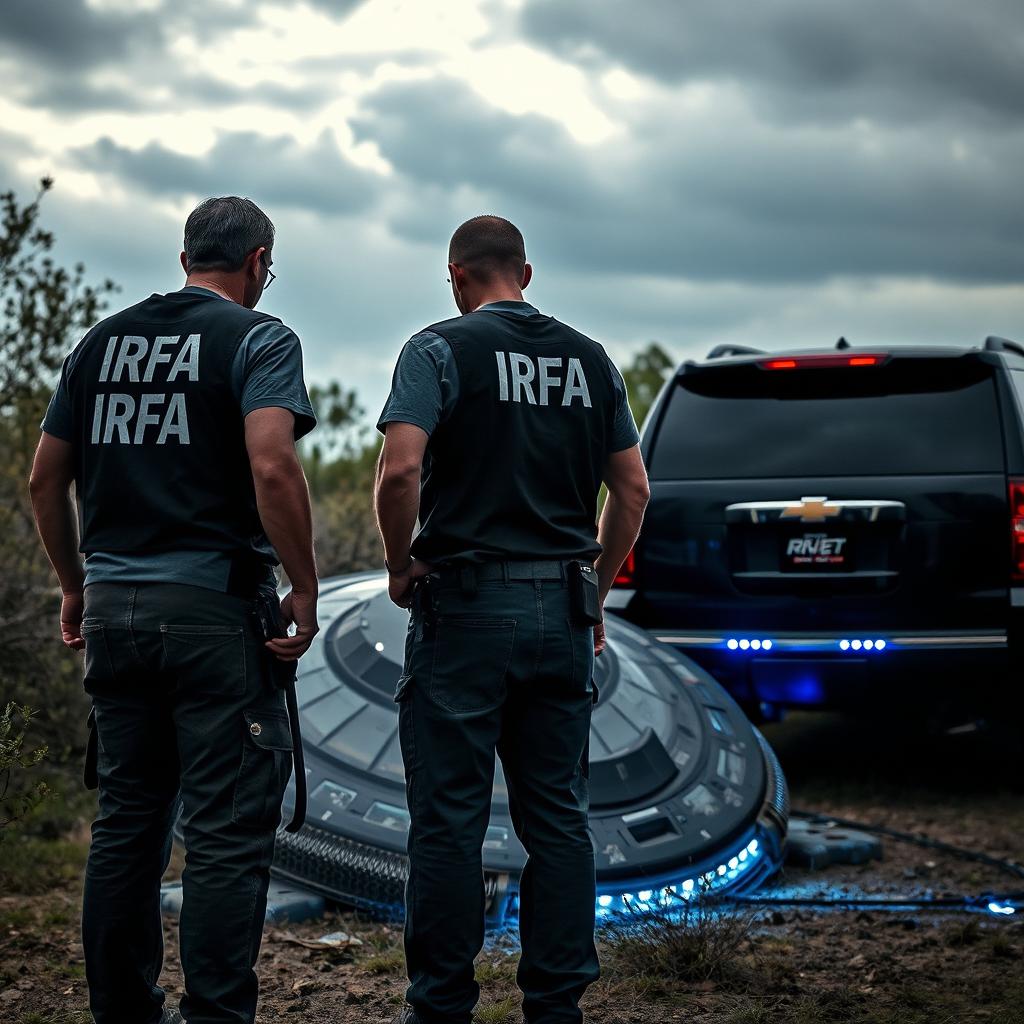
[1010, 480, 1024, 580]
[613, 548, 636, 588]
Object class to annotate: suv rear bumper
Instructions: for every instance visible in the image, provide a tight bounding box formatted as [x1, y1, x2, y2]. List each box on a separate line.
[645, 629, 1009, 711]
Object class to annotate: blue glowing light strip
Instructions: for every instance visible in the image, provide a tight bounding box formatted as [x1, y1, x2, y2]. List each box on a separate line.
[654, 633, 1006, 652]
[594, 836, 765, 917]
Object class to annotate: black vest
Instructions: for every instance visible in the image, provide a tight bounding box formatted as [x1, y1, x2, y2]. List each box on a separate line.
[69, 289, 280, 580]
[411, 308, 616, 565]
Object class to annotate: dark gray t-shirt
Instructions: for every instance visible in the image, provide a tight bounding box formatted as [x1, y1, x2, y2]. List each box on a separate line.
[377, 300, 640, 450]
[41, 286, 317, 591]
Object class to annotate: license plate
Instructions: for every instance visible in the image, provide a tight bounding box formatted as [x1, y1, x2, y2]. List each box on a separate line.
[781, 533, 853, 572]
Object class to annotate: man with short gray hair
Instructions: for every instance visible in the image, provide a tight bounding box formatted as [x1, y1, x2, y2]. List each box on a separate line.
[30, 196, 319, 1024]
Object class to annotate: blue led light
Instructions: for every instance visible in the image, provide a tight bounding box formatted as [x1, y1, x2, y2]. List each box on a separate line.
[864, 639, 874, 650]
[750, 639, 762, 650]
[727, 638, 739, 650]
[739, 638, 750, 650]
[988, 901, 1016, 916]
[839, 639, 850, 650]
[875, 639, 887, 650]
[762, 639, 773, 650]
[594, 833, 768, 918]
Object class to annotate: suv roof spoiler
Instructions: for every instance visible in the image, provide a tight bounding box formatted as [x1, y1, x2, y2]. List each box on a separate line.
[706, 344, 765, 360]
[984, 335, 1024, 359]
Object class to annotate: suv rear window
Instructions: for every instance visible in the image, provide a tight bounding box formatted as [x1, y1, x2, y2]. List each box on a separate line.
[649, 359, 1004, 479]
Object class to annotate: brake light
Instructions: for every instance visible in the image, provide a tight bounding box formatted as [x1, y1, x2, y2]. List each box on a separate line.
[613, 548, 636, 587]
[1010, 479, 1024, 580]
[759, 354, 888, 370]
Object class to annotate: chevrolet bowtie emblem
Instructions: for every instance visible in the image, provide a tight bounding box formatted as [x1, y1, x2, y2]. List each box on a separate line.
[779, 497, 841, 522]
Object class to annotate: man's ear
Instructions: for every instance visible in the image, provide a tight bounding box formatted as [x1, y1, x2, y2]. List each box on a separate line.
[521, 263, 533, 290]
[180, 251, 189, 274]
[250, 247, 266, 279]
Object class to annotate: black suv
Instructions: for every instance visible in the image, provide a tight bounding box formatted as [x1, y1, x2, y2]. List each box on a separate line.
[608, 337, 1024, 721]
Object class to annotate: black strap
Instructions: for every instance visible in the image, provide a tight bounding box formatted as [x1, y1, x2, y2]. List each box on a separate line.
[84, 707, 98, 790]
[283, 678, 306, 833]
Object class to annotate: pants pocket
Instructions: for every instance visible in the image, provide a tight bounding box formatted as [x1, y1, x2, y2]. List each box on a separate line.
[428, 616, 516, 714]
[232, 709, 293, 829]
[81, 621, 115, 683]
[161, 625, 247, 695]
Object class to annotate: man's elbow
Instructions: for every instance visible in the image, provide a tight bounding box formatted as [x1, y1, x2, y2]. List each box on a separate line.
[610, 476, 650, 513]
[28, 469, 65, 503]
[378, 461, 421, 494]
[250, 452, 301, 493]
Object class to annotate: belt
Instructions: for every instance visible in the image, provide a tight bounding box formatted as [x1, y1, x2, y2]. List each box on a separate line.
[434, 558, 590, 585]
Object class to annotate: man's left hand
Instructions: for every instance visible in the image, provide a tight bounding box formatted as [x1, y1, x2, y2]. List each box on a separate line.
[61, 589, 85, 651]
[594, 618, 606, 658]
[388, 558, 434, 608]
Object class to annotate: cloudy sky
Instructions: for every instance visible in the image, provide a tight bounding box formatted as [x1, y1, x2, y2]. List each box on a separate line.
[2, 0, 1022, 424]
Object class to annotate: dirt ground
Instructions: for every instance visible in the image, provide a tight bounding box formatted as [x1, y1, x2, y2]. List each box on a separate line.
[2, 711, 1022, 1024]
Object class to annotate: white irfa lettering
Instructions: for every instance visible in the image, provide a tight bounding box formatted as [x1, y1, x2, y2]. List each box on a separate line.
[167, 334, 200, 382]
[110, 337, 148, 383]
[562, 358, 592, 408]
[495, 351, 594, 408]
[143, 336, 179, 382]
[537, 357, 562, 406]
[102, 394, 136, 443]
[508, 352, 537, 405]
[156, 393, 190, 445]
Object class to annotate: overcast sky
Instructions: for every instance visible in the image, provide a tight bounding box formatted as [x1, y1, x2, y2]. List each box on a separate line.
[2, 0, 1022, 424]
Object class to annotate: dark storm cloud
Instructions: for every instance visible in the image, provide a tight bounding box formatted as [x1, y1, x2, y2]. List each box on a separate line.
[0, 0, 156, 69]
[354, 76, 1024, 284]
[520, 0, 1024, 123]
[0, 0, 347, 115]
[21, 73, 330, 115]
[74, 131, 378, 216]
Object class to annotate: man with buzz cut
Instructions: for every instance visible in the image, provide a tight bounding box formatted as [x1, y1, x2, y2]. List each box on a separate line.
[29, 196, 319, 1024]
[375, 215, 650, 1024]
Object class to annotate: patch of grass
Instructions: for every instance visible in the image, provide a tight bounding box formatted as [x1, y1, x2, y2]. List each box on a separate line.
[0, 905, 37, 930]
[473, 994, 518, 1023]
[597, 891, 759, 985]
[723, 1003, 776, 1024]
[475, 959, 517, 985]
[945, 918, 982, 947]
[987, 930, 1020, 959]
[0, 834, 87, 896]
[360, 949, 405, 975]
[788, 987, 866, 1024]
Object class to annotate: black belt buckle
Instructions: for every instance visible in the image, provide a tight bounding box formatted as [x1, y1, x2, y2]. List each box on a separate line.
[568, 560, 603, 626]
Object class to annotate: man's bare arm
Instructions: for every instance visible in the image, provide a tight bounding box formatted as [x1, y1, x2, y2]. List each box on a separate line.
[245, 407, 319, 660]
[593, 445, 650, 653]
[29, 432, 86, 650]
[373, 422, 432, 606]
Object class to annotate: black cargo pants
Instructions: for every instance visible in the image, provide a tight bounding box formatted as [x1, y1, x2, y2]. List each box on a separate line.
[79, 582, 293, 1024]
[395, 561, 601, 1024]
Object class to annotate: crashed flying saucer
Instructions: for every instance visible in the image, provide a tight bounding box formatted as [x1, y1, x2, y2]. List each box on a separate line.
[272, 573, 788, 926]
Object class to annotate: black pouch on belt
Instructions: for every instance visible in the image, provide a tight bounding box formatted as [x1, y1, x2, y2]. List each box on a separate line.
[251, 591, 306, 833]
[568, 560, 603, 626]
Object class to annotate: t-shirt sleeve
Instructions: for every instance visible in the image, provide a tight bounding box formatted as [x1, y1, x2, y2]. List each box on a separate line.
[40, 354, 74, 441]
[608, 358, 641, 452]
[235, 322, 317, 441]
[376, 331, 458, 437]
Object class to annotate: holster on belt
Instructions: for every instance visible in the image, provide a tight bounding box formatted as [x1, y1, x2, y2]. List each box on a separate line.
[252, 590, 307, 833]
